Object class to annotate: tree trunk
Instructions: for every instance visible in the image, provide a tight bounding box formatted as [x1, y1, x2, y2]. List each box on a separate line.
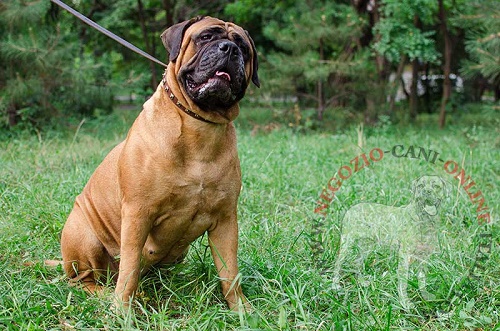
[409, 58, 419, 122]
[370, 0, 386, 122]
[137, 0, 158, 89]
[409, 15, 422, 122]
[7, 104, 17, 127]
[162, 0, 175, 28]
[438, 0, 452, 129]
[317, 37, 325, 121]
[423, 64, 433, 113]
[365, 99, 376, 124]
[372, 0, 389, 81]
[388, 55, 407, 113]
[317, 80, 325, 121]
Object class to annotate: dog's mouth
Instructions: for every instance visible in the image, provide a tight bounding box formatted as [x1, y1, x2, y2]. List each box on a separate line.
[422, 196, 440, 216]
[182, 64, 246, 111]
[215, 70, 231, 81]
[423, 204, 437, 216]
[186, 70, 232, 91]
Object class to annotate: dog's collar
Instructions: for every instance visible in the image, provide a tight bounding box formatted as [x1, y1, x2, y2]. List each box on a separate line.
[162, 76, 218, 125]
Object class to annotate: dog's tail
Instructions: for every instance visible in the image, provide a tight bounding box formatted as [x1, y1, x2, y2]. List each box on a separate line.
[44, 260, 64, 267]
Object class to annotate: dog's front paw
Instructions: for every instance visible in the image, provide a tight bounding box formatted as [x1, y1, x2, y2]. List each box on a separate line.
[227, 294, 253, 314]
[419, 289, 436, 301]
[331, 276, 344, 292]
[399, 297, 415, 311]
[110, 292, 135, 316]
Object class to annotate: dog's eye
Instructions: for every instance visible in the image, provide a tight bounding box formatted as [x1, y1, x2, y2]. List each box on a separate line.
[239, 43, 249, 59]
[200, 34, 213, 42]
[232, 37, 250, 59]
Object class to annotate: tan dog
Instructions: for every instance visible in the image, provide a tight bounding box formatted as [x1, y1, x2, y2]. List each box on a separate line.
[61, 16, 259, 311]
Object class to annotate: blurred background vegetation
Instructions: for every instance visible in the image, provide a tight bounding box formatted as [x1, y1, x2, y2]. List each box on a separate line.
[0, 0, 498, 131]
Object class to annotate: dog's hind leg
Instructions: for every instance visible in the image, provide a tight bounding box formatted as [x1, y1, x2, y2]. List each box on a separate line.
[332, 235, 352, 290]
[397, 250, 413, 310]
[417, 263, 436, 301]
[61, 207, 117, 292]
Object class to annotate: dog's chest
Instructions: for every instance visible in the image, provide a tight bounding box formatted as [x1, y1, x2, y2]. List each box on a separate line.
[178, 158, 236, 205]
[142, 160, 238, 265]
[155, 158, 238, 226]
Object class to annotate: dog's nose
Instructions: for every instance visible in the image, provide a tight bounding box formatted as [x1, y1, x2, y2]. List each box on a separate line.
[218, 41, 239, 56]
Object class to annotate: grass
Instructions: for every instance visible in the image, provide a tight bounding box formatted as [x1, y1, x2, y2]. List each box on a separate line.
[0, 104, 499, 330]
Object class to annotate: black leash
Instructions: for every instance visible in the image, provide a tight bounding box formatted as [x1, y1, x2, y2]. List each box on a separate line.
[50, 0, 168, 68]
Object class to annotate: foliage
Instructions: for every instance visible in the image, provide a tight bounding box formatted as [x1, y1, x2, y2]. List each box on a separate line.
[373, 0, 439, 63]
[0, 0, 114, 129]
[459, 0, 500, 86]
[0, 0, 498, 130]
[260, 0, 370, 116]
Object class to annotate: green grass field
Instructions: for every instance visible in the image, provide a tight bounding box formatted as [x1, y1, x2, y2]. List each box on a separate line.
[0, 105, 498, 330]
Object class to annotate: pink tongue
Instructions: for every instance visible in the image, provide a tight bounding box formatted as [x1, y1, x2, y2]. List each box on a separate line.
[215, 71, 231, 81]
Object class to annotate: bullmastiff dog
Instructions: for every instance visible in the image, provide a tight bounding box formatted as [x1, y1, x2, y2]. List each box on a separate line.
[332, 175, 448, 308]
[61, 16, 259, 311]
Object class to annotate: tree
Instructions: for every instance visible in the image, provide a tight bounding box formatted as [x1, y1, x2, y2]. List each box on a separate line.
[433, 0, 476, 128]
[460, 0, 500, 100]
[372, 0, 439, 121]
[0, 1, 113, 128]
[257, 0, 368, 120]
[437, 0, 452, 128]
[1, 0, 494, 130]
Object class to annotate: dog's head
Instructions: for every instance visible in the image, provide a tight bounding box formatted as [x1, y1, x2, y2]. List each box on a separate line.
[411, 175, 448, 217]
[161, 16, 259, 122]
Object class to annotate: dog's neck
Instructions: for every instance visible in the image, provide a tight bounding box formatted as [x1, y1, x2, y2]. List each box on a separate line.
[406, 202, 436, 225]
[162, 75, 218, 125]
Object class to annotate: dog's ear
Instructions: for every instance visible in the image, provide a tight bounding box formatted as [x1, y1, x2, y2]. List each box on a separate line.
[439, 177, 450, 199]
[244, 30, 260, 88]
[161, 16, 205, 62]
[411, 177, 420, 196]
